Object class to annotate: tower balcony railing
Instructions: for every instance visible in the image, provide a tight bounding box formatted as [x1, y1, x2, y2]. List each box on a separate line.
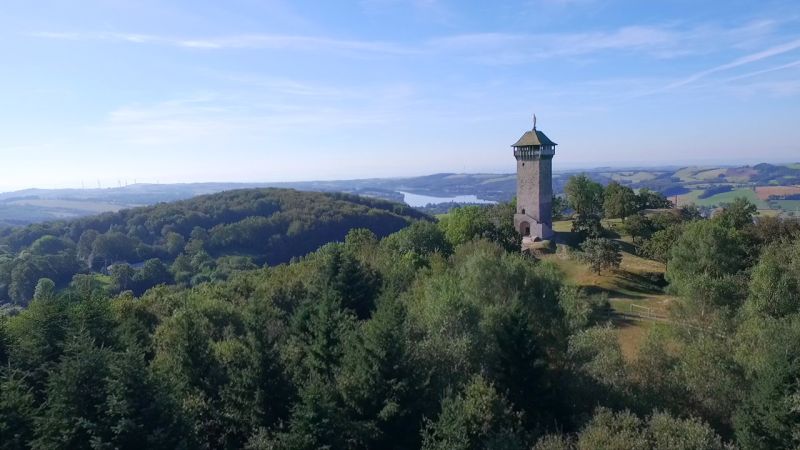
[514, 146, 555, 159]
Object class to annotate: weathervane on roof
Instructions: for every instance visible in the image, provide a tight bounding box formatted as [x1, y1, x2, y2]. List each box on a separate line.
[532, 113, 537, 130]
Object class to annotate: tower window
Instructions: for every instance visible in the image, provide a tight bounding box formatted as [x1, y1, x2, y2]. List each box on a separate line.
[521, 208, 526, 214]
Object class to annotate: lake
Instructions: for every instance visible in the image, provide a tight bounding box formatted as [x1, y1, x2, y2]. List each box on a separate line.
[398, 191, 497, 207]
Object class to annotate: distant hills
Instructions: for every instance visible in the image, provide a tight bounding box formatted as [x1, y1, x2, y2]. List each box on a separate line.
[0, 188, 427, 305]
[1, 162, 799, 226]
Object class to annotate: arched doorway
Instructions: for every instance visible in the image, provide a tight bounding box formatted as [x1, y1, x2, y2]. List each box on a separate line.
[519, 221, 530, 237]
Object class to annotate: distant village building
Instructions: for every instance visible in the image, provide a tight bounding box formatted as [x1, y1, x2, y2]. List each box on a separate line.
[513, 116, 556, 242]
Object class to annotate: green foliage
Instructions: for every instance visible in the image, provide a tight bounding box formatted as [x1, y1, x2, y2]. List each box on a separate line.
[568, 325, 628, 391]
[603, 181, 637, 220]
[666, 220, 748, 310]
[29, 236, 73, 256]
[421, 376, 526, 450]
[316, 245, 381, 320]
[131, 258, 173, 296]
[558, 286, 609, 332]
[745, 238, 800, 318]
[571, 214, 603, 240]
[576, 408, 648, 450]
[552, 195, 569, 220]
[380, 221, 451, 266]
[0, 189, 427, 304]
[0, 372, 36, 450]
[733, 315, 800, 449]
[640, 224, 683, 263]
[535, 408, 726, 450]
[32, 278, 55, 302]
[576, 408, 723, 450]
[437, 203, 520, 252]
[636, 188, 672, 210]
[0, 207, 794, 449]
[579, 238, 621, 274]
[621, 214, 654, 244]
[735, 365, 800, 449]
[714, 197, 758, 230]
[109, 263, 135, 293]
[439, 206, 493, 247]
[565, 175, 604, 217]
[337, 298, 426, 449]
[746, 215, 800, 248]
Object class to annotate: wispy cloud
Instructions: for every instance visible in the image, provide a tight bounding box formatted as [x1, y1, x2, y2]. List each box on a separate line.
[428, 20, 786, 64]
[720, 59, 800, 83]
[31, 19, 782, 63]
[93, 82, 421, 146]
[664, 38, 800, 90]
[30, 31, 417, 55]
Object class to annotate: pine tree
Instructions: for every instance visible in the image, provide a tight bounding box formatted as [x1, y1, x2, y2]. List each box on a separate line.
[337, 298, 428, 449]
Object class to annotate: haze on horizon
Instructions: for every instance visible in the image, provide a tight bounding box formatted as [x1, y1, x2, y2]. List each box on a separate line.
[1, 0, 799, 193]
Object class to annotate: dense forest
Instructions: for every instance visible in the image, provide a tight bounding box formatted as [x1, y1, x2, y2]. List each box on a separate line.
[2, 179, 800, 449]
[0, 189, 427, 306]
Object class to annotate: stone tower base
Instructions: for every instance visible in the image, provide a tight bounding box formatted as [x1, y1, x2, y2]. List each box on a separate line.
[514, 213, 554, 241]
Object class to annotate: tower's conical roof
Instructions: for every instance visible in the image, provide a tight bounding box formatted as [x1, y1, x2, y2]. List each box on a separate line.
[512, 129, 556, 147]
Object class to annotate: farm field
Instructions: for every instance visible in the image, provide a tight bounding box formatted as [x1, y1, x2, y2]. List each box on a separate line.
[755, 185, 800, 200]
[603, 171, 660, 183]
[677, 187, 771, 209]
[772, 199, 800, 213]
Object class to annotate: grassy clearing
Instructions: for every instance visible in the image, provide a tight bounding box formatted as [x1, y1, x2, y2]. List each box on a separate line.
[552, 220, 573, 233]
[548, 220, 673, 359]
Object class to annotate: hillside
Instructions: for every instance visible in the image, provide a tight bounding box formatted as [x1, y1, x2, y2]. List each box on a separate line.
[5, 197, 799, 449]
[1, 162, 799, 226]
[0, 188, 428, 305]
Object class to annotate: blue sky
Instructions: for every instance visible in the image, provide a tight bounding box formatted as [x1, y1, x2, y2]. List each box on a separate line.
[1, 0, 799, 191]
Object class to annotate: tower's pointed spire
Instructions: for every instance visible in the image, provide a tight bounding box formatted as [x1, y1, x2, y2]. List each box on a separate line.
[533, 113, 537, 130]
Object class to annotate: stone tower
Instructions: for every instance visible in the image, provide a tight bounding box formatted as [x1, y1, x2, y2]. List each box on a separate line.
[512, 116, 557, 241]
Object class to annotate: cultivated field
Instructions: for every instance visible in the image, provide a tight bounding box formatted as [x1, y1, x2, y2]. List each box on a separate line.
[677, 187, 770, 209]
[755, 185, 800, 200]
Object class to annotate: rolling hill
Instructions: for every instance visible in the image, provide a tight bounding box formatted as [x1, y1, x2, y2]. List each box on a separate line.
[0, 188, 429, 305]
[1, 162, 799, 227]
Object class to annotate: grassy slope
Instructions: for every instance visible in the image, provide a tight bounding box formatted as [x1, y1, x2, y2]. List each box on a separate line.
[547, 220, 672, 359]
